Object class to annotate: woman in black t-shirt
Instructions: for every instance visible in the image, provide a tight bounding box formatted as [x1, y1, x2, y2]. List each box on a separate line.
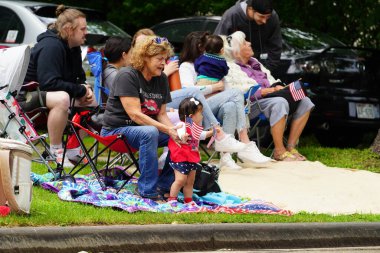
[101, 36, 181, 201]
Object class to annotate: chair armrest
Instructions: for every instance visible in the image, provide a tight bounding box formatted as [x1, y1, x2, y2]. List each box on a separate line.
[22, 81, 40, 91]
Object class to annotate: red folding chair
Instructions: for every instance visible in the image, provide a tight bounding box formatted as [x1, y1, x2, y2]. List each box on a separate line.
[68, 120, 140, 192]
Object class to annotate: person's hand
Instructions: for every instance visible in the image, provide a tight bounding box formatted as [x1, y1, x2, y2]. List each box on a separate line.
[79, 84, 94, 105]
[262, 87, 276, 97]
[163, 60, 179, 76]
[274, 85, 284, 91]
[168, 124, 188, 146]
[168, 125, 181, 146]
[212, 81, 225, 93]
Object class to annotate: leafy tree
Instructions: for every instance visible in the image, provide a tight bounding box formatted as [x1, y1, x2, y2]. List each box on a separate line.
[275, 0, 379, 48]
[30, 0, 378, 48]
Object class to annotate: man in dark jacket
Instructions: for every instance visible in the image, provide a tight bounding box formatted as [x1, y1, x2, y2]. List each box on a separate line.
[214, 0, 282, 73]
[19, 7, 94, 168]
[23, 29, 88, 98]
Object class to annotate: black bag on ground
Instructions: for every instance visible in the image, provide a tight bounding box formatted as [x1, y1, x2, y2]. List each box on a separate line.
[193, 163, 221, 196]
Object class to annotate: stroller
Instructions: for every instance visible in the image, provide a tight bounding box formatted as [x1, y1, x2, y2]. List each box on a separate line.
[0, 45, 60, 179]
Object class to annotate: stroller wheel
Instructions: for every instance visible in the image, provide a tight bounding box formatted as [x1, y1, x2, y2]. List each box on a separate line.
[59, 174, 76, 183]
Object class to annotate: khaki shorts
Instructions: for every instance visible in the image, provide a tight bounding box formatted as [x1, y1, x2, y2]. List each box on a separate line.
[16, 91, 47, 112]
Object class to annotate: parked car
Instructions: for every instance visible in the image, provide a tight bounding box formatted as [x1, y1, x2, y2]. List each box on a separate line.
[152, 16, 380, 147]
[0, 0, 131, 83]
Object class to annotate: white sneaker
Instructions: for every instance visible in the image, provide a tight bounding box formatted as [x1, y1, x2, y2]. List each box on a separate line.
[219, 153, 242, 170]
[66, 147, 88, 165]
[214, 134, 246, 153]
[52, 148, 74, 168]
[237, 141, 271, 164]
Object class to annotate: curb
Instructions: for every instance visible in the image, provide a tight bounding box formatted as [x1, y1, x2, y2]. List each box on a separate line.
[1, 223, 380, 252]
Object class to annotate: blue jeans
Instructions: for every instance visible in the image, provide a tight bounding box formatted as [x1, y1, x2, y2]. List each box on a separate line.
[206, 88, 246, 135]
[101, 126, 174, 197]
[168, 87, 219, 130]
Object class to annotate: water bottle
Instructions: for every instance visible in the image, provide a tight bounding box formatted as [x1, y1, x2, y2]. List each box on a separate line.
[167, 56, 181, 91]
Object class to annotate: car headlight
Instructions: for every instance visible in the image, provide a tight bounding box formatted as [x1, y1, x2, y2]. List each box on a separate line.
[287, 60, 321, 74]
[303, 61, 321, 74]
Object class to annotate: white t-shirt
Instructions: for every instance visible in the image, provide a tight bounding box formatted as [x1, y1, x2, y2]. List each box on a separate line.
[179, 62, 213, 96]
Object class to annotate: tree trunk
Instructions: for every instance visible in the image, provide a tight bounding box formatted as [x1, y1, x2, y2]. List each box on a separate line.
[371, 128, 380, 155]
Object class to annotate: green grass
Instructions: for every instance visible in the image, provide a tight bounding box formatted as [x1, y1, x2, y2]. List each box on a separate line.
[2, 134, 380, 227]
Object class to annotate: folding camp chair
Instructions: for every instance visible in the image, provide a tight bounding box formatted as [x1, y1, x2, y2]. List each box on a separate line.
[246, 85, 291, 154]
[0, 45, 61, 179]
[66, 112, 140, 191]
[245, 85, 271, 149]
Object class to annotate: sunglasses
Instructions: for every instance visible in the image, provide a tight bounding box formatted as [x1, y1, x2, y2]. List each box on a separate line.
[226, 35, 232, 47]
[153, 37, 168, 44]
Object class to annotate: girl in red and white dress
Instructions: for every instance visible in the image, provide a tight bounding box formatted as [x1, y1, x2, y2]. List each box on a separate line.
[168, 97, 214, 203]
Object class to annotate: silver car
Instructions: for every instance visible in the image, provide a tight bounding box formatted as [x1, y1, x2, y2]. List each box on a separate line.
[0, 0, 131, 82]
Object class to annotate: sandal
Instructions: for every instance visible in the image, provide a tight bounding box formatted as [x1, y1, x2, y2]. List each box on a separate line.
[145, 194, 166, 203]
[157, 187, 170, 201]
[274, 151, 298, 161]
[134, 187, 167, 203]
[288, 148, 307, 161]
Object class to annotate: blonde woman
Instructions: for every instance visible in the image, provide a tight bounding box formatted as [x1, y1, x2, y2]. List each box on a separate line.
[101, 36, 181, 201]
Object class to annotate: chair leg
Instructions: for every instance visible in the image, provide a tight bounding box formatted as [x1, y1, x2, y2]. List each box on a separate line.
[206, 150, 218, 164]
[68, 123, 106, 190]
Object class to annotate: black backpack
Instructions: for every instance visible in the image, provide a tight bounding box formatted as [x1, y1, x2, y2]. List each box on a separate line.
[193, 163, 221, 196]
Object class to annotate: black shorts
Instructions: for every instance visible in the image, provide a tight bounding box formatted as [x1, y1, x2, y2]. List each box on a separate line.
[16, 91, 47, 112]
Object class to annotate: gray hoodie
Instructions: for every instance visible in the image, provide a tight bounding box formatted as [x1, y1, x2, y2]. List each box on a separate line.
[214, 0, 282, 72]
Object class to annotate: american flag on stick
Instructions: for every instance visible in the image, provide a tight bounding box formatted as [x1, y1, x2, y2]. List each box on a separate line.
[185, 116, 203, 140]
[289, 80, 306, 101]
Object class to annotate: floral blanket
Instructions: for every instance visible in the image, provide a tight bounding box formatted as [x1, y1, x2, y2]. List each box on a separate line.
[31, 172, 292, 215]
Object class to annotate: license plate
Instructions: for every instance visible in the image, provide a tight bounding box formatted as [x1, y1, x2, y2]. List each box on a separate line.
[356, 103, 380, 119]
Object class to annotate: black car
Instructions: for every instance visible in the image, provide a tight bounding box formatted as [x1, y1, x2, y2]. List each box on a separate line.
[152, 16, 380, 147]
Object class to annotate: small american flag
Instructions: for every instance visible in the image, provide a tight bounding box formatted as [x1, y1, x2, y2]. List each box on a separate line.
[289, 80, 306, 101]
[185, 116, 203, 140]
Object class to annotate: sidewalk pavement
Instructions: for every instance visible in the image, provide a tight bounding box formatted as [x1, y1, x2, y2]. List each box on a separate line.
[1, 223, 380, 252]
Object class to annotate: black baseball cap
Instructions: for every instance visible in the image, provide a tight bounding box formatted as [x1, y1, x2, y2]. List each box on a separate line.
[247, 0, 273, 15]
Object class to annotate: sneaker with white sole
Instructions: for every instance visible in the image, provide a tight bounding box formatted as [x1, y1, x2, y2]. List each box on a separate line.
[214, 134, 246, 153]
[219, 153, 242, 170]
[237, 141, 271, 164]
[66, 147, 88, 165]
[52, 148, 75, 168]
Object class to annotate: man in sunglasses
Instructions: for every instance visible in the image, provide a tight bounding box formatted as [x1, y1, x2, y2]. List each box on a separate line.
[214, 0, 282, 73]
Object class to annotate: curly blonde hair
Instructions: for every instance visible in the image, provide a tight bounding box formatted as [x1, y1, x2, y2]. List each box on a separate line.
[55, 5, 86, 40]
[130, 36, 173, 71]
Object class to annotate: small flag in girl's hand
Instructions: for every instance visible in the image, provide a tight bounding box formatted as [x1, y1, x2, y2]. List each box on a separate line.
[185, 116, 203, 140]
[289, 80, 306, 101]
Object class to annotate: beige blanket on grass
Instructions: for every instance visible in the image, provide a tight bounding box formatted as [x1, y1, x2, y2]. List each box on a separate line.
[218, 160, 380, 214]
